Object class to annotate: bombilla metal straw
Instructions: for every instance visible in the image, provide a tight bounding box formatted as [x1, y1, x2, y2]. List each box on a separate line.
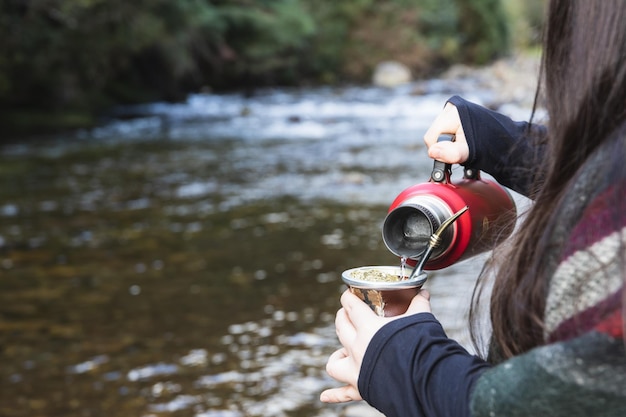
[407, 206, 469, 281]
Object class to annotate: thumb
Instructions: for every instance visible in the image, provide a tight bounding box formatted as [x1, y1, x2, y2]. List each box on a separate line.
[403, 289, 432, 316]
[320, 385, 362, 403]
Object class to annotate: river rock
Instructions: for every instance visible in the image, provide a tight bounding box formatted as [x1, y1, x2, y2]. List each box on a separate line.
[372, 61, 412, 87]
[442, 54, 541, 111]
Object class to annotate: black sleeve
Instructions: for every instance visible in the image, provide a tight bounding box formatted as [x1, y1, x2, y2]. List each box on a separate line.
[358, 312, 491, 417]
[447, 95, 547, 197]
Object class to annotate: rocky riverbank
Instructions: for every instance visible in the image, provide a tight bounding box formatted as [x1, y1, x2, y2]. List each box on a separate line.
[0, 50, 544, 417]
[443, 52, 541, 109]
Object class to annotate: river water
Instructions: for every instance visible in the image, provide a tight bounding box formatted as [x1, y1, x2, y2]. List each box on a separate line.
[0, 75, 534, 417]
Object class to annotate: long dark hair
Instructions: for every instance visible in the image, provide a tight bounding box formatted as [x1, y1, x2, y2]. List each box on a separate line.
[472, 0, 626, 360]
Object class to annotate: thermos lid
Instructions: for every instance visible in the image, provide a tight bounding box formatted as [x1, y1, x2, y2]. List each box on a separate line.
[382, 197, 453, 260]
[382, 205, 434, 257]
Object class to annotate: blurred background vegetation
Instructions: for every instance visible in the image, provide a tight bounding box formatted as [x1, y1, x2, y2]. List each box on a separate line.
[0, 0, 546, 136]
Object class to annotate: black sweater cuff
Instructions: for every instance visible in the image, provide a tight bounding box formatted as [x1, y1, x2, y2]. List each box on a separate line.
[447, 95, 546, 196]
[359, 313, 490, 417]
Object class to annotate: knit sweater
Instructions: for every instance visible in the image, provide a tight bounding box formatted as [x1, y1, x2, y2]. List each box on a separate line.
[358, 97, 626, 417]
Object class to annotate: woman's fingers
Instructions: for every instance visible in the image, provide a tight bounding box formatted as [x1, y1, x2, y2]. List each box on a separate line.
[424, 103, 460, 143]
[325, 348, 354, 382]
[403, 289, 432, 316]
[323, 347, 361, 402]
[326, 346, 348, 363]
[334, 308, 357, 350]
[427, 140, 469, 164]
[339, 290, 378, 329]
[320, 385, 363, 403]
[322, 289, 433, 405]
[423, 102, 469, 164]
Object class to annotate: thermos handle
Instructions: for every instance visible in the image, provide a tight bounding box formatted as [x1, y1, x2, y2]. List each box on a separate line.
[430, 134, 480, 182]
[430, 134, 454, 183]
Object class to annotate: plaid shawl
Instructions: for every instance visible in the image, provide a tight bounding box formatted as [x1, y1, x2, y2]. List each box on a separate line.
[470, 127, 626, 416]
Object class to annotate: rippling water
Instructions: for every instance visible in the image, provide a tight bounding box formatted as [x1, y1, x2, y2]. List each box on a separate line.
[0, 79, 532, 417]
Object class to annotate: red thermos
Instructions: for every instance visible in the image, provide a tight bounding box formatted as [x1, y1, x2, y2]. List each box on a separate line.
[382, 135, 517, 270]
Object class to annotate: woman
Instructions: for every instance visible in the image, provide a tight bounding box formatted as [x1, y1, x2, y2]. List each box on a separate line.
[320, 1, 626, 416]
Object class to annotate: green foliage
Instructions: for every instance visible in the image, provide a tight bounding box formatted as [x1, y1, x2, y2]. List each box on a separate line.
[209, 1, 316, 85]
[0, 0, 535, 134]
[455, 0, 511, 64]
[338, 0, 460, 80]
[503, 0, 547, 48]
[0, 0, 218, 109]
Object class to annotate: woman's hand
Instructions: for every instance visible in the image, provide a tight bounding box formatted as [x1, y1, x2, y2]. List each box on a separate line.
[423, 102, 470, 165]
[320, 289, 432, 403]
